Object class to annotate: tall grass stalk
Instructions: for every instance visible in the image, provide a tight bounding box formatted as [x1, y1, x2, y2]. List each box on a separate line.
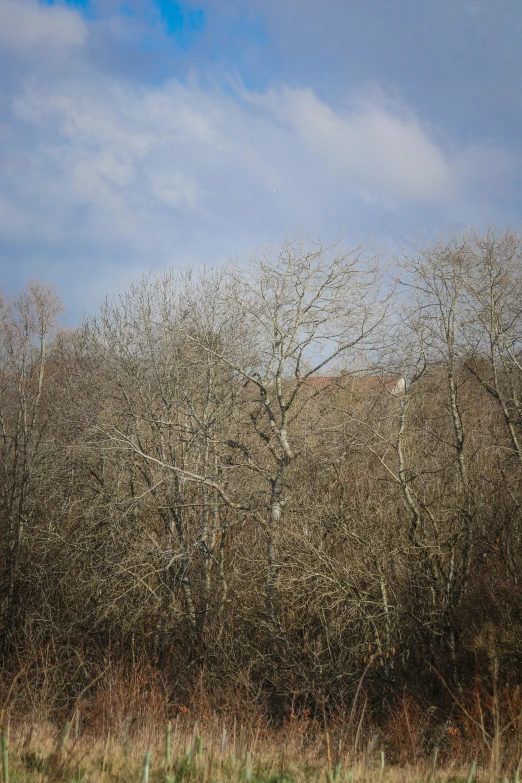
[322, 701, 332, 771]
[429, 745, 438, 781]
[142, 750, 151, 783]
[101, 732, 110, 783]
[466, 759, 477, 783]
[165, 723, 171, 770]
[244, 750, 252, 782]
[1, 727, 8, 783]
[58, 721, 71, 755]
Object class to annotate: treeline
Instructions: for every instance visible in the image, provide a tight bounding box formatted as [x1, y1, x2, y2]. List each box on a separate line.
[2, 228, 522, 723]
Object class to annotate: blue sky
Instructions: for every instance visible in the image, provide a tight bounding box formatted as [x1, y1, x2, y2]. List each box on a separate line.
[0, 0, 521, 320]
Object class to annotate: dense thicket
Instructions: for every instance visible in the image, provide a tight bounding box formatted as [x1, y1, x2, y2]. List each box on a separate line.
[2, 229, 522, 723]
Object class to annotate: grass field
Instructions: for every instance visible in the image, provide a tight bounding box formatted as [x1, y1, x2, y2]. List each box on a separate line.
[0, 719, 517, 783]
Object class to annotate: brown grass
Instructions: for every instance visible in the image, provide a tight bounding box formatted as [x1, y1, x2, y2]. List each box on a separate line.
[1, 655, 521, 782]
[0, 717, 511, 783]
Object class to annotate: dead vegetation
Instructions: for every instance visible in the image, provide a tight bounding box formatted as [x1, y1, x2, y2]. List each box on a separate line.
[1, 230, 522, 778]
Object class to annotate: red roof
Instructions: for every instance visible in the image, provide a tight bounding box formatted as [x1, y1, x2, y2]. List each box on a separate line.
[302, 374, 404, 394]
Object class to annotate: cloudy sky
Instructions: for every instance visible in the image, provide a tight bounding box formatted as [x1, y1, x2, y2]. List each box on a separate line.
[1, 0, 521, 319]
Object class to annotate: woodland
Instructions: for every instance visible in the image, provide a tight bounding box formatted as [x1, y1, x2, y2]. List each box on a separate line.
[2, 227, 522, 763]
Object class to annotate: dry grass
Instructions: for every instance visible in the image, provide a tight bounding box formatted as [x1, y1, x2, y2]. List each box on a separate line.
[0, 716, 517, 783]
[1, 657, 521, 782]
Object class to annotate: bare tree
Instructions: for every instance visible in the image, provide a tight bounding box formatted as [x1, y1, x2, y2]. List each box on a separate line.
[462, 228, 522, 467]
[71, 270, 251, 649]
[4, 229, 522, 722]
[0, 282, 62, 639]
[391, 233, 485, 680]
[183, 236, 388, 629]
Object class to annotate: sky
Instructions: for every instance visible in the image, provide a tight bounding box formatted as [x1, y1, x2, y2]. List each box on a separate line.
[1, 0, 521, 320]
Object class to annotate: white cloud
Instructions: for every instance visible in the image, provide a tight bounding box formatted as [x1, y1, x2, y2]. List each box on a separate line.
[9, 79, 218, 249]
[0, 0, 87, 51]
[0, 22, 514, 316]
[248, 86, 456, 203]
[149, 170, 199, 208]
[6, 71, 497, 254]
